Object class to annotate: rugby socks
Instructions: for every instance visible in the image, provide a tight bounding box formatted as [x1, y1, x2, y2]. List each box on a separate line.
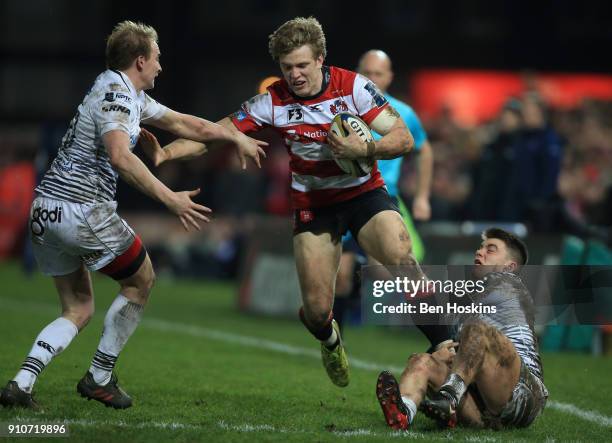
[13, 317, 79, 393]
[89, 295, 143, 386]
[323, 328, 339, 349]
[401, 396, 417, 424]
[440, 373, 467, 405]
[299, 307, 339, 349]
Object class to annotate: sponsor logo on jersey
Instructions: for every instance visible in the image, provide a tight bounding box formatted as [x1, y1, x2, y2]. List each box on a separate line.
[102, 104, 131, 115]
[115, 93, 132, 103]
[106, 92, 132, 103]
[285, 130, 301, 143]
[329, 99, 349, 115]
[287, 107, 304, 124]
[303, 130, 328, 140]
[307, 104, 322, 112]
[364, 82, 387, 107]
[31, 206, 63, 236]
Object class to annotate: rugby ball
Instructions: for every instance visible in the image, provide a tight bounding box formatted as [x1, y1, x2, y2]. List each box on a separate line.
[329, 113, 375, 177]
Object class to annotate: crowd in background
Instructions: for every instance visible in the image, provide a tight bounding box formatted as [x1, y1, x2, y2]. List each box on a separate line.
[406, 94, 612, 232]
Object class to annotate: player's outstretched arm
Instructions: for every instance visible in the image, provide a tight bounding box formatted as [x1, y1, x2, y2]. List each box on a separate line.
[147, 111, 267, 169]
[139, 128, 207, 167]
[104, 130, 211, 231]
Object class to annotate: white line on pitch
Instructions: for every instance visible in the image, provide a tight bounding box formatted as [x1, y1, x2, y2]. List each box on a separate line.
[546, 401, 612, 427]
[1, 296, 610, 429]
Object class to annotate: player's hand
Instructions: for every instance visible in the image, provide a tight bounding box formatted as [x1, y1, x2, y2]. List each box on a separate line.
[412, 196, 431, 221]
[139, 128, 168, 167]
[166, 188, 212, 231]
[234, 132, 267, 169]
[432, 340, 458, 366]
[327, 120, 367, 159]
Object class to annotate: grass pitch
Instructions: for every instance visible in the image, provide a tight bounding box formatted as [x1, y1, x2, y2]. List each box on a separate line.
[1, 262, 611, 442]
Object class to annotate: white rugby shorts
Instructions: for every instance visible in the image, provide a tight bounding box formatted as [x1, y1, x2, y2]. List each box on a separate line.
[29, 195, 138, 276]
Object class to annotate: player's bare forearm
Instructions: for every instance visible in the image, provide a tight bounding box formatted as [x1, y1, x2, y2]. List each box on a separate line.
[163, 138, 208, 162]
[114, 150, 175, 205]
[151, 110, 241, 145]
[105, 131, 174, 205]
[415, 141, 433, 200]
[369, 107, 414, 160]
[160, 117, 241, 161]
[158, 116, 266, 169]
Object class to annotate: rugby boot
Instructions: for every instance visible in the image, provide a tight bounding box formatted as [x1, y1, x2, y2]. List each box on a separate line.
[376, 371, 410, 430]
[77, 371, 132, 409]
[0, 381, 40, 410]
[321, 320, 350, 387]
[420, 388, 458, 428]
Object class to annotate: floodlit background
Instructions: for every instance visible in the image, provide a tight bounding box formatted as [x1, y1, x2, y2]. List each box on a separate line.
[1, 1, 611, 440]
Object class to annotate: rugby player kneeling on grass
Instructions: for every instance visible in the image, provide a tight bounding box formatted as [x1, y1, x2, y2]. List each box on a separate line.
[376, 228, 548, 430]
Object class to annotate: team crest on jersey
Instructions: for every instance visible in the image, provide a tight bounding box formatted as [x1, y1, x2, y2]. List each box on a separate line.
[329, 99, 349, 115]
[287, 107, 304, 124]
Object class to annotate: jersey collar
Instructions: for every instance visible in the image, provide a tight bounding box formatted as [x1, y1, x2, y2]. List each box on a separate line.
[111, 69, 136, 95]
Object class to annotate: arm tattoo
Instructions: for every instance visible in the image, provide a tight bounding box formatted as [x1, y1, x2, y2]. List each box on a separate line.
[385, 106, 400, 119]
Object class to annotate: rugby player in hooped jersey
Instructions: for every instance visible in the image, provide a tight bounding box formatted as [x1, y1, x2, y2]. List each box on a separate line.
[0, 21, 265, 410]
[144, 17, 450, 388]
[376, 228, 548, 431]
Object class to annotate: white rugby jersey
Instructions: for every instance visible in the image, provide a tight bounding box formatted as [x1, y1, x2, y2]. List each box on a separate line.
[36, 70, 167, 204]
[230, 66, 389, 209]
[450, 272, 546, 386]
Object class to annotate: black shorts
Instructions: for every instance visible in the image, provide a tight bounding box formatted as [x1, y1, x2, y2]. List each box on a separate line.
[292, 187, 399, 241]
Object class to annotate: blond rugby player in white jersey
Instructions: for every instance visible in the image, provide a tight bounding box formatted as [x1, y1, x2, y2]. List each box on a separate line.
[0, 21, 265, 410]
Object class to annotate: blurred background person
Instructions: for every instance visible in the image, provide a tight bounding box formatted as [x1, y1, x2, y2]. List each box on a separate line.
[469, 98, 523, 221]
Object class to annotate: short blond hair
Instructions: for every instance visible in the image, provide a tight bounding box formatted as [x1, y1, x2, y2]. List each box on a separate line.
[268, 16, 327, 61]
[106, 21, 158, 70]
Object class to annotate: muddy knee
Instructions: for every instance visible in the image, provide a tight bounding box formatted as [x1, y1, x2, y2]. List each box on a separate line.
[403, 353, 432, 376]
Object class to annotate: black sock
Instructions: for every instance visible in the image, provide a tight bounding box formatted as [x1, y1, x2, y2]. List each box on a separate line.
[299, 307, 334, 342]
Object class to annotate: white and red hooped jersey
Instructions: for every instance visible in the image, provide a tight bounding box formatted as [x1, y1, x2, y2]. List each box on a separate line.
[230, 66, 389, 209]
